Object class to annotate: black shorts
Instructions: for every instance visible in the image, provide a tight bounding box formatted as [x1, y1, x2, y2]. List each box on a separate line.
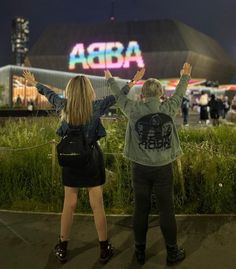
[62, 143, 105, 188]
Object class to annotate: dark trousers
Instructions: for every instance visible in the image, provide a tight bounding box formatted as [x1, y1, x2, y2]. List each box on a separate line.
[132, 162, 177, 246]
[182, 108, 189, 125]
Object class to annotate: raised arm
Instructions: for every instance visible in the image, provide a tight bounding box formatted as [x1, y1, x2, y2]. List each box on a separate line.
[160, 63, 192, 116]
[23, 70, 65, 111]
[104, 68, 145, 117]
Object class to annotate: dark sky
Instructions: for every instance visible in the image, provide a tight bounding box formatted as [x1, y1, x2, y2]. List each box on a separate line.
[1, 0, 236, 81]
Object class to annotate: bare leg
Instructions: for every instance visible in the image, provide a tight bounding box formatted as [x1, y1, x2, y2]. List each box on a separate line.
[60, 186, 79, 241]
[88, 185, 107, 241]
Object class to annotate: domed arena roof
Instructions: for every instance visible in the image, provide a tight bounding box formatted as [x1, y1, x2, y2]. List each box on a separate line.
[28, 19, 236, 83]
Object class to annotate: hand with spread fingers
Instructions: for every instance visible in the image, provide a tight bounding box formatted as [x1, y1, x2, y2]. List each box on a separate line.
[180, 63, 192, 77]
[104, 70, 113, 80]
[23, 70, 37, 86]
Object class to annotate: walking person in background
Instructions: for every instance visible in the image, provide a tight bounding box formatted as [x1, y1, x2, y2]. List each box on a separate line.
[217, 95, 225, 119]
[223, 95, 230, 118]
[198, 91, 209, 124]
[208, 94, 220, 126]
[181, 94, 190, 126]
[23, 71, 116, 264]
[105, 63, 192, 266]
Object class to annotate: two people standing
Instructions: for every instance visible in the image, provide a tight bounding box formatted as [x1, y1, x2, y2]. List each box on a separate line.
[23, 62, 192, 267]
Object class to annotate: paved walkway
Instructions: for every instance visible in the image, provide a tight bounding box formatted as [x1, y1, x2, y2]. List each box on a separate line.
[1, 211, 236, 269]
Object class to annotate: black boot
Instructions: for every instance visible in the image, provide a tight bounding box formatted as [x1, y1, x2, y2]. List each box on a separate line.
[99, 240, 114, 264]
[166, 244, 185, 266]
[135, 243, 146, 265]
[54, 238, 68, 263]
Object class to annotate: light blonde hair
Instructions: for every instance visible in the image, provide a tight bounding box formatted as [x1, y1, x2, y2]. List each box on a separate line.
[141, 78, 163, 98]
[61, 76, 95, 125]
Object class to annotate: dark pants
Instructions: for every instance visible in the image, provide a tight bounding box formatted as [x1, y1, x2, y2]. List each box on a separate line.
[182, 107, 189, 125]
[132, 162, 177, 246]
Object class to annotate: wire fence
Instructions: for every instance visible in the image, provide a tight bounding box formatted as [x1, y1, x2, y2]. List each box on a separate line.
[0, 140, 126, 185]
[0, 140, 185, 190]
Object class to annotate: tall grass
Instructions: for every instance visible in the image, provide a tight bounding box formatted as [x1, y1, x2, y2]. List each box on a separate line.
[0, 117, 236, 214]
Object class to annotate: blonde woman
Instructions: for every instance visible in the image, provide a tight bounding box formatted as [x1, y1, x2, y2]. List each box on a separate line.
[23, 71, 116, 264]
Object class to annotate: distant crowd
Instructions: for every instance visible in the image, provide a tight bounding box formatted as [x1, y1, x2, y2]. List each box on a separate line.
[181, 92, 236, 126]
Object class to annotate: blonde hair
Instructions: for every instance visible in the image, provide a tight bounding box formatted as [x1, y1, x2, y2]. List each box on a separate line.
[61, 76, 95, 125]
[199, 93, 208, 106]
[141, 78, 163, 98]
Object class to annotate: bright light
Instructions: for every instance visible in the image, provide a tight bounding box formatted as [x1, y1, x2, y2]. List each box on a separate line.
[69, 41, 145, 70]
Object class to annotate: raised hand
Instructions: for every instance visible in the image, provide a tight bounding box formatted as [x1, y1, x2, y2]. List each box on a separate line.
[23, 70, 37, 86]
[132, 67, 145, 82]
[104, 70, 112, 80]
[180, 63, 192, 77]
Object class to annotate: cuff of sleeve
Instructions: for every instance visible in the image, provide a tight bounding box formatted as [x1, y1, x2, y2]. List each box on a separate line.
[181, 74, 191, 81]
[107, 77, 115, 84]
[36, 82, 44, 93]
[121, 85, 130, 95]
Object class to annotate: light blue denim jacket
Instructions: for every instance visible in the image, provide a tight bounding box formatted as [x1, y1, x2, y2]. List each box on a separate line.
[107, 75, 190, 166]
[36, 83, 116, 144]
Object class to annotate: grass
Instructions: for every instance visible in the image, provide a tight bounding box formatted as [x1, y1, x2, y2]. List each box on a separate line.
[0, 117, 236, 214]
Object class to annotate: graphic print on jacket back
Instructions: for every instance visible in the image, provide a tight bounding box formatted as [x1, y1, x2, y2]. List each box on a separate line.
[135, 113, 173, 151]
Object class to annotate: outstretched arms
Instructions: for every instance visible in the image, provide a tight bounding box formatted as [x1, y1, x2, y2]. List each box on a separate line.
[180, 62, 192, 77]
[23, 70, 37, 87]
[104, 68, 145, 117]
[104, 68, 145, 95]
[23, 70, 65, 111]
[161, 62, 192, 116]
[175, 62, 192, 98]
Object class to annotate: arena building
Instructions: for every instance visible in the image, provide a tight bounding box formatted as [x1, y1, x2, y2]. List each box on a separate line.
[27, 19, 236, 83]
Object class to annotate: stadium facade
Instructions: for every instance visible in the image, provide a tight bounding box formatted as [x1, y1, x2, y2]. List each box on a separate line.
[0, 65, 126, 108]
[27, 19, 236, 83]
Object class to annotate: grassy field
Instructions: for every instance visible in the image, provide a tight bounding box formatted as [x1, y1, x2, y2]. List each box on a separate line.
[0, 117, 236, 214]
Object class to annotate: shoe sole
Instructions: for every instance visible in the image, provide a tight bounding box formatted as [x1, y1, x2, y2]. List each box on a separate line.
[166, 256, 185, 266]
[99, 252, 114, 264]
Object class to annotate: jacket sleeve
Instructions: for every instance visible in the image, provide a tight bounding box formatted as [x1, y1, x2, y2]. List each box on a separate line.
[160, 75, 190, 117]
[36, 83, 65, 112]
[97, 95, 116, 115]
[107, 78, 135, 118]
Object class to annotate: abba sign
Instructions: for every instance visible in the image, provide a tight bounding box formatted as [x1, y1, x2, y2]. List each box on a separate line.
[69, 41, 145, 70]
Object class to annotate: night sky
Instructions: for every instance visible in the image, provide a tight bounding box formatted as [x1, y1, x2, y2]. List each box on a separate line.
[1, 0, 236, 82]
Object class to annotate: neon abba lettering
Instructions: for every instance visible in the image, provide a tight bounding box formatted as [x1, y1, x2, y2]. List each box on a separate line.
[69, 41, 145, 70]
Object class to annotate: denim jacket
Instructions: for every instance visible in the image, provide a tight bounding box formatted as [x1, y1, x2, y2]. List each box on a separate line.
[36, 83, 116, 143]
[107, 75, 190, 166]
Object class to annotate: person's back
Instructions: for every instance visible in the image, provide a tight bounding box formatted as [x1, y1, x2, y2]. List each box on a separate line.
[108, 73, 190, 166]
[23, 71, 115, 265]
[208, 94, 220, 125]
[121, 93, 184, 166]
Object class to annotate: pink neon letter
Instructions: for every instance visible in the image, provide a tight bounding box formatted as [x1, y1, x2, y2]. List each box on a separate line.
[105, 42, 124, 68]
[87, 43, 106, 69]
[123, 41, 145, 68]
[69, 43, 89, 70]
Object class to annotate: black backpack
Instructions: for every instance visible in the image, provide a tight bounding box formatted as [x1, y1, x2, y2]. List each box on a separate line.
[56, 127, 93, 168]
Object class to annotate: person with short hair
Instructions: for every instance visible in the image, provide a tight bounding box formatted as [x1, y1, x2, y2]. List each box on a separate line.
[105, 63, 192, 266]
